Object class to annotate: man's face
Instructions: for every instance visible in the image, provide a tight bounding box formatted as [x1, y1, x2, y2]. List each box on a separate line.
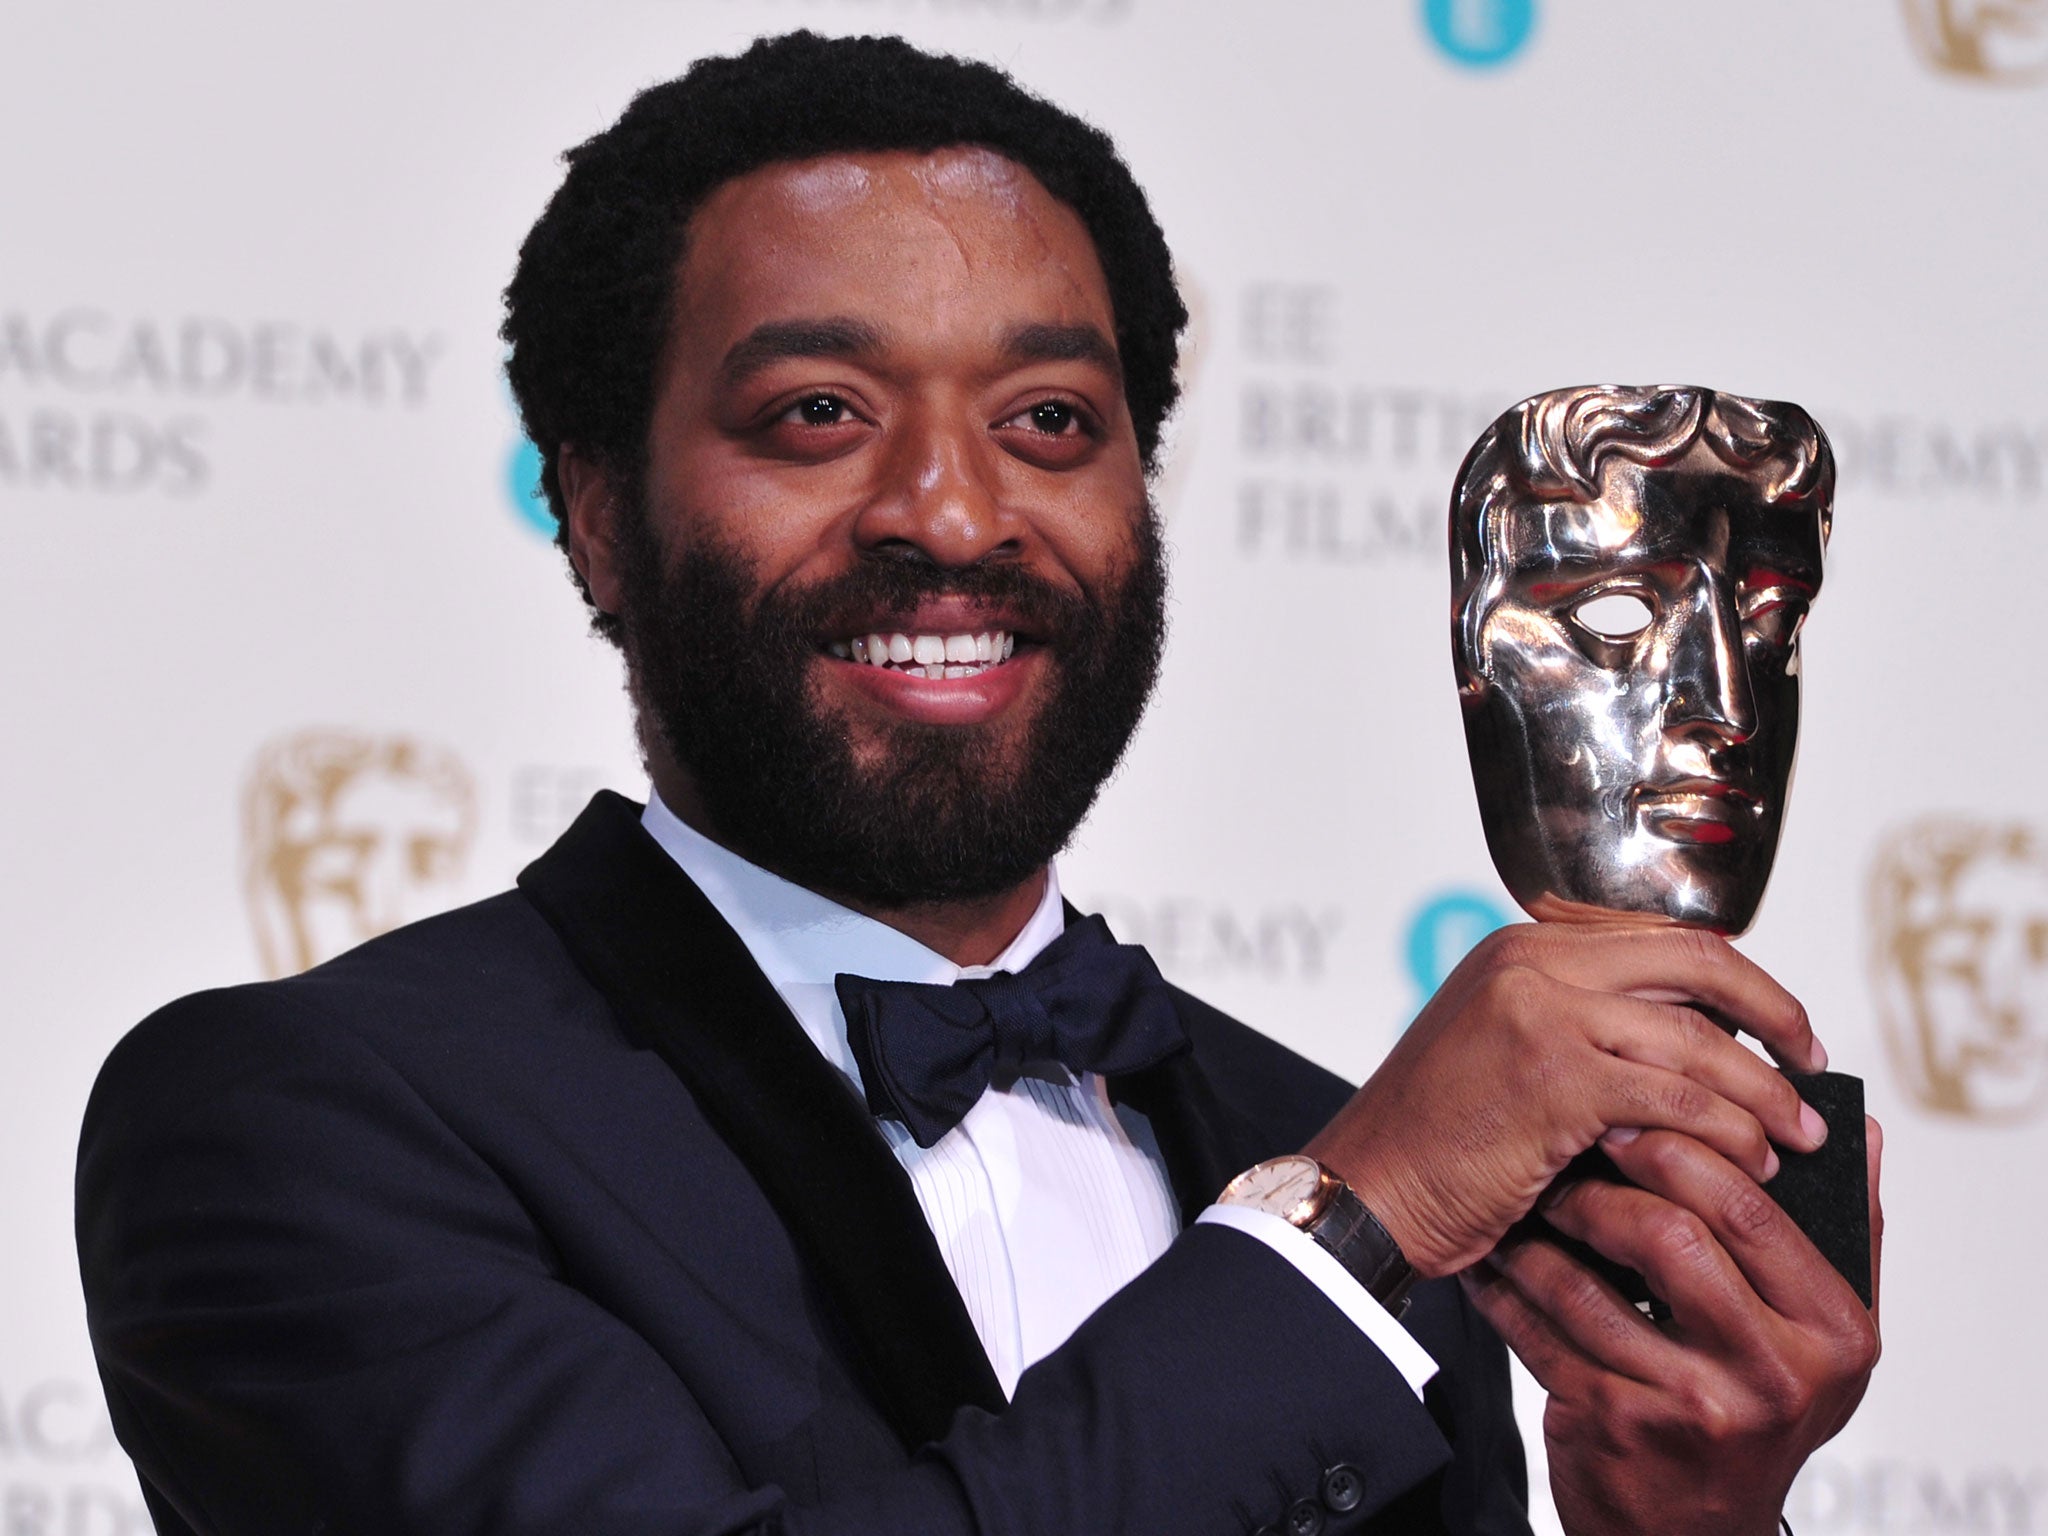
[581, 148, 1163, 906]
[1462, 442, 1825, 933]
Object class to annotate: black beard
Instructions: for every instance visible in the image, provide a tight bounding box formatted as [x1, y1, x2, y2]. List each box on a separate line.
[614, 508, 1168, 909]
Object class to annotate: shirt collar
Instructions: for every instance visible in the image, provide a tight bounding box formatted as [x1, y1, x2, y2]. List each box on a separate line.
[639, 792, 1067, 1084]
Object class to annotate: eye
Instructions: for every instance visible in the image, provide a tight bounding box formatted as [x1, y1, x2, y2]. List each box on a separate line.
[789, 394, 853, 426]
[1743, 593, 1810, 649]
[993, 397, 1099, 468]
[1739, 568, 1816, 649]
[1021, 400, 1081, 435]
[1573, 591, 1655, 641]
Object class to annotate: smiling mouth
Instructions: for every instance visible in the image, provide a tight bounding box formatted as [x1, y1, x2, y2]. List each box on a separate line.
[1631, 780, 1762, 845]
[824, 628, 1020, 680]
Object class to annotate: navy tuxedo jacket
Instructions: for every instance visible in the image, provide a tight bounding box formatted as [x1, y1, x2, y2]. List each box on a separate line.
[77, 793, 1530, 1536]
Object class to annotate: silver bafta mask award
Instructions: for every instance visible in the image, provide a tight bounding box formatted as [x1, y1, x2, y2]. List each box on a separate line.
[1451, 384, 1869, 1304]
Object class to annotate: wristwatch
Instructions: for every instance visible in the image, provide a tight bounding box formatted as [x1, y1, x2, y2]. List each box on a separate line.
[1218, 1154, 1416, 1317]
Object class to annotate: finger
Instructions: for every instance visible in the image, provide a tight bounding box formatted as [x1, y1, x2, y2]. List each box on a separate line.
[1601, 1129, 1866, 1335]
[1479, 924, 1824, 1071]
[1592, 1056, 1782, 1184]
[1537, 1162, 1776, 1355]
[1866, 1116, 1885, 1329]
[1483, 1229, 1681, 1387]
[1459, 1255, 1605, 1399]
[1585, 991, 1827, 1157]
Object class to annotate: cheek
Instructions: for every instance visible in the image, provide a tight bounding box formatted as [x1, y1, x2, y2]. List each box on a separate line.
[1486, 612, 1648, 713]
[1009, 459, 1149, 581]
[1489, 651, 1653, 770]
[649, 434, 867, 578]
[1753, 672, 1801, 748]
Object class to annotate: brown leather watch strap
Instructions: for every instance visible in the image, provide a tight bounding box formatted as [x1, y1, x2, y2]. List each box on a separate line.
[1305, 1172, 1417, 1317]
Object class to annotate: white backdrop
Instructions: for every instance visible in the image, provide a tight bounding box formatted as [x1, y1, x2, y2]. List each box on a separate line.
[5, 3, 2046, 1530]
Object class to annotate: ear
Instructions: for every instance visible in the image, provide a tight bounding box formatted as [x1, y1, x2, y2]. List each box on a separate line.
[559, 446, 628, 618]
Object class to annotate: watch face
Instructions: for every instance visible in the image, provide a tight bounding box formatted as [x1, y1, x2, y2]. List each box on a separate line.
[1221, 1155, 1326, 1225]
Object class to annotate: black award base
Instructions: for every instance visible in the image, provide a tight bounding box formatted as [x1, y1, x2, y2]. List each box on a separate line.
[1518, 1071, 1871, 1313]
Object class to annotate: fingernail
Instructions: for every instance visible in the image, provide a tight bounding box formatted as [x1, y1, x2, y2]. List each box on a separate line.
[1538, 1181, 1568, 1211]
[1801, 1103, 1828, 1148]
[1600, 1127, 1641, 1152]
[1764, 1147, 1781, 1181]
[1812, 1037, 1830, 1072]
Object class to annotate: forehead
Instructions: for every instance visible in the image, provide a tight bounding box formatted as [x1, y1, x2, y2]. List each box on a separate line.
[670, 147, 1115, 352]
[1501, 445, 1825, 586]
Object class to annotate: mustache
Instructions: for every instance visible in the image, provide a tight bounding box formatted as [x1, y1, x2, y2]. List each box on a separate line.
[759, 552, 1098, 646]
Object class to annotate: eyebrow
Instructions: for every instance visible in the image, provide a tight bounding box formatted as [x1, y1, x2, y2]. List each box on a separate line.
[718, 318, 885, 386]
[715, 316, 1123, 388]
[1002, 322, 1123, 381]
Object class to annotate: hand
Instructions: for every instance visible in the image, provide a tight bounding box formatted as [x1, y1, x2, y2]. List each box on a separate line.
[1306, 923, 1828, 1276]
[1462, 1120, 1884, 1536]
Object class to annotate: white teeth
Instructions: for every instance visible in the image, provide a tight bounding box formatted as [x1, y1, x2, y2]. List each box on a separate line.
[837, 629, 1015, 673]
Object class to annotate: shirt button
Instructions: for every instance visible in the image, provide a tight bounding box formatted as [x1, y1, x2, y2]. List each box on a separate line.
[1320, 1463, 1366, 1513]
[1286, 1498, 1326, 1536]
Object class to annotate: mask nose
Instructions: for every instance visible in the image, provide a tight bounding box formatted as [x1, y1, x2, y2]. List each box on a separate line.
[852, 408, 1020, 568]
[1662, 582, 1758, 744]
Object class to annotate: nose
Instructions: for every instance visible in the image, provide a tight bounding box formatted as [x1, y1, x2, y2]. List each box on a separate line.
[850, 406, 1022, 568]
[1662, 580, 1758, 744]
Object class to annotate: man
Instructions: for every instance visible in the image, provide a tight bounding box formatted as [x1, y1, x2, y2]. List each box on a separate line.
[76, 32, 1879, 1536]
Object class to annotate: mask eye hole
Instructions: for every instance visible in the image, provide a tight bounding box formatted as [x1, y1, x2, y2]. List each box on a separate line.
[1573, 592, 1655, 641]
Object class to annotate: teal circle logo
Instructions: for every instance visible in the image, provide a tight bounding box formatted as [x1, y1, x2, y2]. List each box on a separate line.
[1422, 0, 1536, 68]
[505, 432, 555, 536]
[1404, 890, 1511, 1006]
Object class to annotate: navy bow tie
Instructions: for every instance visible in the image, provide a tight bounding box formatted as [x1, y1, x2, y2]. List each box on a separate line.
[835, 914, 1189, 1149]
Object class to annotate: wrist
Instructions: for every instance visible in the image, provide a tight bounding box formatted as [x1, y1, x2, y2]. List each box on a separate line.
[1216, 1154, 1417, 1314]
[1303, 1136, 1459, 1279]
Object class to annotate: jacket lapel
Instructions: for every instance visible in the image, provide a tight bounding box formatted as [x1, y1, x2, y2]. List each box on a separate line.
[1077, 897, 1267, 1225]
[1109, 1041, 1266, 1227]
[517, 792, 1005, 1451]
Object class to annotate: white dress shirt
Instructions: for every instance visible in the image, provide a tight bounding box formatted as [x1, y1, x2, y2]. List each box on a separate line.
[641, 794, 1435, 1399]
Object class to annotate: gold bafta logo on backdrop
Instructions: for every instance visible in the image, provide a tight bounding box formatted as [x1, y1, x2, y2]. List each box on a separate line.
[242, 730, 478, 979]
[1870, 818, 2048, 1121]
[1903, 0, 2048, 82]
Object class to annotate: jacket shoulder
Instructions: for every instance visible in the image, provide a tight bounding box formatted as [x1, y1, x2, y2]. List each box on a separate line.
[84, 890, 600, 1127]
